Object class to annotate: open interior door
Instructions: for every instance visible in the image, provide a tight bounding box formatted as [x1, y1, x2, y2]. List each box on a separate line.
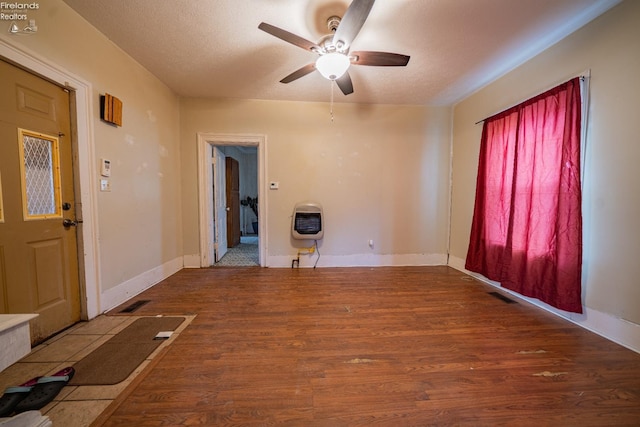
[213, 147, 228, 262]
[225, 156, 241, 248]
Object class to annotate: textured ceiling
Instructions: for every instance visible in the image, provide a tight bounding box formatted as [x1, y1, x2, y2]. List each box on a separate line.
[62, 0, 620, 105]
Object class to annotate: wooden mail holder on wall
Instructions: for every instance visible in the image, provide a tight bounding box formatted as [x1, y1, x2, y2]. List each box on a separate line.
[100, 93, 123, 126]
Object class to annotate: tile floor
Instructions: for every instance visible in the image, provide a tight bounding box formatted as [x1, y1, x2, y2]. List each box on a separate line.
[215, 235, 259, 267]
[0, 314, 194, 426]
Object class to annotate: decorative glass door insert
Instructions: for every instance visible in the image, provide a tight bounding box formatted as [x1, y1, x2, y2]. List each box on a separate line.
[17, 129, 62, 220]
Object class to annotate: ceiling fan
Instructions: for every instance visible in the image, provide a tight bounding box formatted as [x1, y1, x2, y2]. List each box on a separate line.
[258, 0, 410, 96]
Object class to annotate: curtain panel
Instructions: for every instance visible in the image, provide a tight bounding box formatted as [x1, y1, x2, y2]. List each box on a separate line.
[465, 78, 583, 313]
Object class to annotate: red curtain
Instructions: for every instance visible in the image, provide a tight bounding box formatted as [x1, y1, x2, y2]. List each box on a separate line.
[465, 78, 583, 313]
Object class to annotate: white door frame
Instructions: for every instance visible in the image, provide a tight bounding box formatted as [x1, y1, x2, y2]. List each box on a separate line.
[197, 133, 267, 267]
[0, 39, 101, 319]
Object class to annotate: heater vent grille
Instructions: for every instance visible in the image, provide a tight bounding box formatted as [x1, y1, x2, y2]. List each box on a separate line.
[295, 213, 322, 235]
[292, 202, 324, 240]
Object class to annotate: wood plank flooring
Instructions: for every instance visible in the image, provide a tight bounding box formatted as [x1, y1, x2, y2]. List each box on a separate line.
[96, 266, 640, 426]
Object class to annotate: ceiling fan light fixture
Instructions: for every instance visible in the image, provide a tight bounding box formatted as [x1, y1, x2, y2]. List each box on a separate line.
[315, 52, 350, 80]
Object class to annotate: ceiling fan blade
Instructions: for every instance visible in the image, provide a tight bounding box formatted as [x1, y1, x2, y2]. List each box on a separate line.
[351, 51, 410, 66]
[280, 63, 316, 84]
[336, 72, 354, 95]
[258, 22, 320, 52]
[333, 0, 375, 50]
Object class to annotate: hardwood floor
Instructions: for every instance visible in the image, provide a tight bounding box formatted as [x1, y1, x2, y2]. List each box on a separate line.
[96, 266, 640, 426]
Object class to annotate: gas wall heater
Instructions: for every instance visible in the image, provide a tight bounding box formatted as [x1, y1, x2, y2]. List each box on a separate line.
[292, 202, 324, 240]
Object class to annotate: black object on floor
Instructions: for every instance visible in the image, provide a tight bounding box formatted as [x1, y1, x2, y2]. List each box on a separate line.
[488, 291, 518, 304]
[13, 367, 74, 414]
[0, 376, 40, 417]
[119, 300, 151, 313]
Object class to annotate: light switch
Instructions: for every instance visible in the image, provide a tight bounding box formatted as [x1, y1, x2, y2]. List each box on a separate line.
[100, 179, 111, 192]
[270, 181, 279, 190]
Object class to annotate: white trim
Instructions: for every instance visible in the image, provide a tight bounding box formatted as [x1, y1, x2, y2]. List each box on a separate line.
[183, 254, 201, 268]
[197, 133, 267, 267]
[100, 257, 183, 313]
[448, 255, 640, 354]
[0, 313, 38, 372]
[446, 106, 455, 263]
[269, 253, 448, 269]
[0, 38, 101, 320]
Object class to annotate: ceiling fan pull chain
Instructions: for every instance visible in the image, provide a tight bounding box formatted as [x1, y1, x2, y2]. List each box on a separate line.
[330, 81, 335, 122]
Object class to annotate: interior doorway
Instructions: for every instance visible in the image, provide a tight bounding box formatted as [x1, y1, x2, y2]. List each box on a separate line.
[197, 134, 266, 267]
[213, 146, 258, 266]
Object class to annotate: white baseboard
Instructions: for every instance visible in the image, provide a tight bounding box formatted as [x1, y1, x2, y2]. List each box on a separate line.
[448, 255, 640, 353]
[267, 253, 448, 268]
[183, 254, 201, 268]
[99, 257, 183, 313]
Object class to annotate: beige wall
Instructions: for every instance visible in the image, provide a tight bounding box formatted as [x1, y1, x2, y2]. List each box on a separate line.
[5, 0, 636, 348]
[180, 98, 452, 266]
[0, 0, 182, 303]
[450, 0, 640, 325]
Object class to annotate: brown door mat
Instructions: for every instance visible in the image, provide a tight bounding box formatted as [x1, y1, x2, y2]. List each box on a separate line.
[69, 316, 185, 386]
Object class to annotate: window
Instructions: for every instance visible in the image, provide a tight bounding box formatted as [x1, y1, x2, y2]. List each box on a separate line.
[17, 129, 62, 220]
[465, 78, 583, 313]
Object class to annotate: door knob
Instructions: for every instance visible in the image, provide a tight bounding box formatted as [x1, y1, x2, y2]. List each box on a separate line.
[226, 207, 231, 211]
[63, 219, 81, 227]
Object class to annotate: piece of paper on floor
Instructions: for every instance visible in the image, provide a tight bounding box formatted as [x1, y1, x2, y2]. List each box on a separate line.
[154, 331, 173, 340]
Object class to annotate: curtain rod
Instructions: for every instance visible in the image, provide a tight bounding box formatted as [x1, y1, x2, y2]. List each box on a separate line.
[474, 73, 588, 125]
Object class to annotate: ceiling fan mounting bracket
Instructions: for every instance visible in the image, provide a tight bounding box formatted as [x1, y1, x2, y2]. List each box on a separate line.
[327, 15, 341, 33]
[326, 16, 348, 51]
